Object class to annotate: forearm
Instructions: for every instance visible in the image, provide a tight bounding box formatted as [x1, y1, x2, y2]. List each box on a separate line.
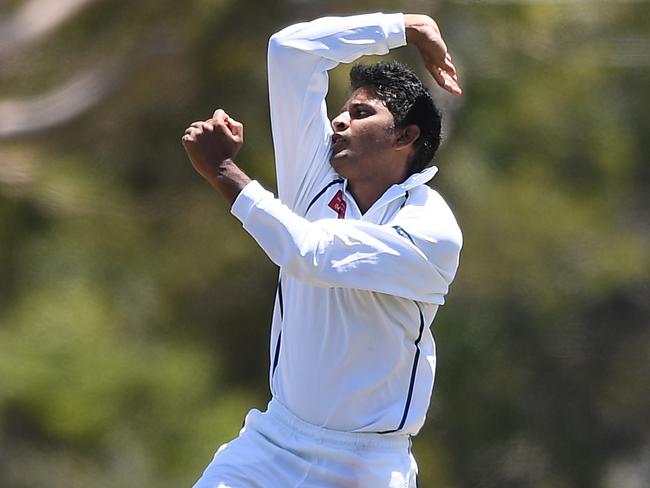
[203, 159, 252, 207]
[269, 13, 405, 64]
[231, 181, 460, 303]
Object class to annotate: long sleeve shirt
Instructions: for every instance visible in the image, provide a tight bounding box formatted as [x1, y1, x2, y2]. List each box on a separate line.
[231, 12, 462, 436]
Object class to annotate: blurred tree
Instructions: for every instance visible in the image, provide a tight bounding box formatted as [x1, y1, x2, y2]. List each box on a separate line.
[0, 0, 648, 487]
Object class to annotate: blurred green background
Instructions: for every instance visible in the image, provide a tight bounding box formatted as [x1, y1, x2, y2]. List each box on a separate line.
[1, 0, 649, 487]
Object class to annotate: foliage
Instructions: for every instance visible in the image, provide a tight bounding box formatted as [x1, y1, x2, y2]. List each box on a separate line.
[1, 1, 648, 487]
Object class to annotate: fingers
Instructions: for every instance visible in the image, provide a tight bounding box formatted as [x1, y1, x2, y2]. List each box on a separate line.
[182, 121, 214, 143]
[430, 68, 447, 94]
[440, 71, 463, 96]
[445, 53, 458, 80]
[443, 56, 462, 95]
[212, 108, 229, 123]
[214, 110, 244, 140]
[182, 125, 199, 143]
[181, 109, 245, 144]
[429, 65, 462, 96]
[432, 48, 461, 93]
[225, 117, 244, 141]
[412, 23, 463, 96]
[441, 63, 461, 95]
[425, 47, 462, 96]
[186, 121, 214, 134]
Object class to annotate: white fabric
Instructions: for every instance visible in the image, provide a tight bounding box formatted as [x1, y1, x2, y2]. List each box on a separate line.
[230, 12, 463, 436]
[192, 399, 418, 488]
[267, 13, 406, 212]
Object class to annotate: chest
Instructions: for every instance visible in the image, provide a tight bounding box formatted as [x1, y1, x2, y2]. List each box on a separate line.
[303, 179, 408, 225]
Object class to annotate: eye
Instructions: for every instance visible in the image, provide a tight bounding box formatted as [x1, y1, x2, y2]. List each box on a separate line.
[351, 107, 370, 118]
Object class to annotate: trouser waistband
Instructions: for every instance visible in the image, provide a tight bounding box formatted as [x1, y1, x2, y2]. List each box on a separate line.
[255, 398, 411, 452]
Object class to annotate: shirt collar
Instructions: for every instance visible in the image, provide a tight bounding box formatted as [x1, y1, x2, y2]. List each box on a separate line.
[340, 165, 439, 217]
[399, 165, 438, 190]
[340, 165, 439, 194]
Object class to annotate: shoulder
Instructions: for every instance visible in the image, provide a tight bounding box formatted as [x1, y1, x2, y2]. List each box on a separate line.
[397, 184, 462, 246]
[401, 184, 461, 227]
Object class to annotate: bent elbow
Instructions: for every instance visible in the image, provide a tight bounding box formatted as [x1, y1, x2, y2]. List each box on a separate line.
[268, 26, 301, 54]
[267, 32, 300, 69]
[267, 34, 285, 62]
[268, 32, 285, 52]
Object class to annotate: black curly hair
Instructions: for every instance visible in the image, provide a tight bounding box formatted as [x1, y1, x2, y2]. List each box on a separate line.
[349, 61, 441, 174]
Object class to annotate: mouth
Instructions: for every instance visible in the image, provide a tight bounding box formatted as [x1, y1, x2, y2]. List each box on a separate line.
[331, 134, 347, 154]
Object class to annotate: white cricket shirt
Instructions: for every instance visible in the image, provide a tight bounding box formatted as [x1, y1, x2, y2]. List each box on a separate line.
[231, 13, 462, 436]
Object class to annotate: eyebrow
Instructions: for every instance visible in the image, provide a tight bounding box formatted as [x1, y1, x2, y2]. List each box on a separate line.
[339, 101, 374, 113]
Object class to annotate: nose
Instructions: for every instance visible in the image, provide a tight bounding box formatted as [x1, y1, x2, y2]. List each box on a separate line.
[331, 111, 350, 132]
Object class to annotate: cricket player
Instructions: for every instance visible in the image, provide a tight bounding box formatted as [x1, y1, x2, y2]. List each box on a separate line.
[182, 11, 463, 488]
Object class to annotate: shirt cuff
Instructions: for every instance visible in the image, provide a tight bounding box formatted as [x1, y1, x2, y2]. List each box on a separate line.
[383, 13, 406, 50]
[231, 180, 272, 224]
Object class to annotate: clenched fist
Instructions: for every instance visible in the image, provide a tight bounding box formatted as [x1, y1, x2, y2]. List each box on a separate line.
[181, 109, 251, 205]
[182, 109, 244, 182]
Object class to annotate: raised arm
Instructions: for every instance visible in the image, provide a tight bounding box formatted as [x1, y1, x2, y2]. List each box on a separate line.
[268, 13, 461, 213]
[268, 13, 407, 212]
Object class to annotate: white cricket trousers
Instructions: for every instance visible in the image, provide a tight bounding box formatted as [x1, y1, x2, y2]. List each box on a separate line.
[192, 399, 418, 488]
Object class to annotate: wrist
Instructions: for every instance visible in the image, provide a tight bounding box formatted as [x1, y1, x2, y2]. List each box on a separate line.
[207, 159, 252, 206]
[404, 14, 435, 45]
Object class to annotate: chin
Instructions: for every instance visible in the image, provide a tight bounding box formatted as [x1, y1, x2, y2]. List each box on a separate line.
[330, 155, 351, 177]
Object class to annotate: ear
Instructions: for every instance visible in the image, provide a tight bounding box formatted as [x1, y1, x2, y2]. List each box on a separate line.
[393, 124, 421, 151]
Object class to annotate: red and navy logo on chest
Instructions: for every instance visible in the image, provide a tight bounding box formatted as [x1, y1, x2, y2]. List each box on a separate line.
[328, 190, 347, 219]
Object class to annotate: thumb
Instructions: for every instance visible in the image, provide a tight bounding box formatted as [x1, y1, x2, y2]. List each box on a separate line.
[212, 108, 228, 123]
[226, 117, 244, 140]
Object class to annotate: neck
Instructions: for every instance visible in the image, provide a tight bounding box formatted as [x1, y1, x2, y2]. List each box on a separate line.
[347, 180, 393, 214]
[340, 155, 410, 213]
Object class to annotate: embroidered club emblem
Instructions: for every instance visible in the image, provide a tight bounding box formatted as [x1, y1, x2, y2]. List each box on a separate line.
[328, 190, 347, 219]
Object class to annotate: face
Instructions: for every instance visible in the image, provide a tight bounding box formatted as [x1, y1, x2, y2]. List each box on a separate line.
[330, 86, 402, 184]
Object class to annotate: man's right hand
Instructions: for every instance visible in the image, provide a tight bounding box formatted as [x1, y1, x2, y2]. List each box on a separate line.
[181, 109, 251, 205]
[404, 14, 462, 96]
[181, 109, 244, 183]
